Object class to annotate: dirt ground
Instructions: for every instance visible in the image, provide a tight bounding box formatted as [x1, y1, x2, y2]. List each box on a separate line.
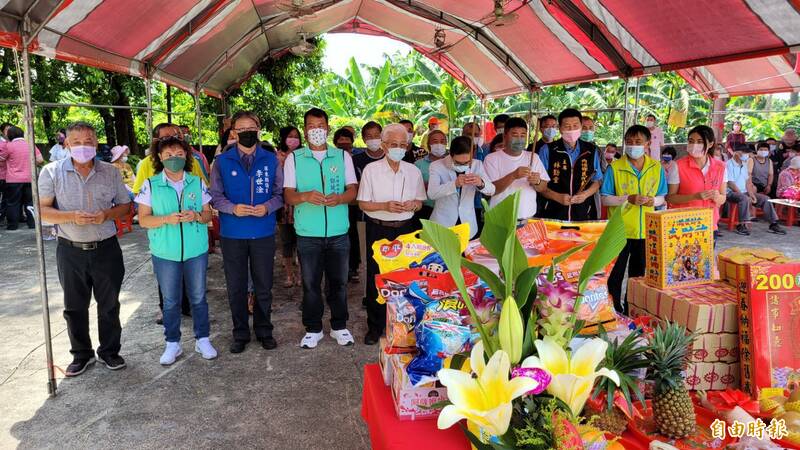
[1, 219, 799, 449]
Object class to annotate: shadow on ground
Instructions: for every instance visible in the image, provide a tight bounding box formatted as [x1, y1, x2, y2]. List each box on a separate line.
[1, 227, 373, 450]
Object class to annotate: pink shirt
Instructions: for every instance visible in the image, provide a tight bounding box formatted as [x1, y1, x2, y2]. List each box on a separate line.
[0, 138, 42, 183]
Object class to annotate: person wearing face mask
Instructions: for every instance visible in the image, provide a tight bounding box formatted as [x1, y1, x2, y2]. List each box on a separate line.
[780, 144, 800, 171]
[725, 144, 784, 236]
[284, 108, 358, 349]
[483, 117, 549, 220]
[414, 129, 448, 221]
[777, 156, 800, 199]
[275, 126, 302, 289]
[601, 125, 668, 314]
[0, 125, 43, 230]
[37, 121, 132, 376]
[49, 130, 69, 161]
[358, 123, 426, 345]
[492, 114, 510, 138]
[660, 146, 677, 179]
[538, 108, 604, 221]
[462, 121, 490, 230]
[534, 115, 558, 154]
[580, 116, 596, 143]
[751, 142, 774, 196]
[666, 125, 727, 233]
[135, 137, 216, 365]
[644, 114, 664, 160]
[724, 120, 746, 158]
[110, 145, 134, 191]
[601, 144, 618, 173]
[333, 127, 355, 154]
[353, 121, 384, 178]
[399, 119, 424, 162]
[132, 123, 207, 195]
[428, 136, 495, 239]
[210, 111, 284, 353]
[420, 116, 441, 153]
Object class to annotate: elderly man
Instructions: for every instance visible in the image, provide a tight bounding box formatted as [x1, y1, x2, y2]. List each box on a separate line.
[210, 110, 284, 353]
[38, 121, 132, 377]
[775, 128, 798, 168]
[358, 123, 427, 345]
[284, 108, 358, 349]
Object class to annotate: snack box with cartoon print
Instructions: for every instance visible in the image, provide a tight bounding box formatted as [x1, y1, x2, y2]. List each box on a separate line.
[645, 208, 714, 289]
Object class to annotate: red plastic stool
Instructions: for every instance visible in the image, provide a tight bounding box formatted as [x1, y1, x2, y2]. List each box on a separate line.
[114, 203, 135, 237]
[717, 200, 739, 231]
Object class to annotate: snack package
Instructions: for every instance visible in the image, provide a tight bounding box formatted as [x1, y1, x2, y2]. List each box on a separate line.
[406, 320, 471, 386]
[386, 292, 418, 354]
[372, 223, 470, 274]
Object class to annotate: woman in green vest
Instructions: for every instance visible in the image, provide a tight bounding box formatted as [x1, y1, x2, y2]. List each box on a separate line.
[135, 137, 217, 366]
[600, 125, 668, 314]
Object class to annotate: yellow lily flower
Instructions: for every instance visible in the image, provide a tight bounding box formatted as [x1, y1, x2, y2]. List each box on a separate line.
[521, 337, 620, 417]
[437, 341, 539, 436]
[498, 296, 524, 364]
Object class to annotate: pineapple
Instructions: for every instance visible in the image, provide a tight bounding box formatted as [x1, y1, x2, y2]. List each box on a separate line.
[646, 322, 696, 439]
[590, 328, 649, 435]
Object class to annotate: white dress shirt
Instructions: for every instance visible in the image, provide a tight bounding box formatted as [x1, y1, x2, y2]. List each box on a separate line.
[428, 156, 495, 238]
[357, 158, 426, 221]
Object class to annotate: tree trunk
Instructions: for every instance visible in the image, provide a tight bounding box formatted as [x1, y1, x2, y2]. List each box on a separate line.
[790, 92, 798, 107]
[40, 108, 53, 144]
[109, 74, 138, 154]
[99, 108, 116, 146]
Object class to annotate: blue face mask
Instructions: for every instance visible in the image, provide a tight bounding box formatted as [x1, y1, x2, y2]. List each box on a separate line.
[739, 154, 750, 162]
[661, 155, 673, 163]
[625, 145, 645, 159]
[388, 147, 406, 162]
[509, 137, 527, 154]
[581, 130, 594, 141]
[453, 164, 470, 174]
[542, 127, 558, 140]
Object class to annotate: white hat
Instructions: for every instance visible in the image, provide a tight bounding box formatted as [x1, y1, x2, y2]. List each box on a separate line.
[110, 145, 129, 162]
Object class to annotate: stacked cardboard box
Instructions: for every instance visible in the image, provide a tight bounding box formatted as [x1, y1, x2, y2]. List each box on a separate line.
[628, 277, 740, 391]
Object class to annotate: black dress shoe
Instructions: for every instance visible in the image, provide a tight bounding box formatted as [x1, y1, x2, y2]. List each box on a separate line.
[363, 331, 381, 345]
[229, 341, 248, 353]
[260, 337, 277, 350]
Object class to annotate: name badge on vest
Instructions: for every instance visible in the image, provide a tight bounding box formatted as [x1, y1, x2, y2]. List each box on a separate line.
[188, 192, 197, 201]
[231, 170, 237, 177]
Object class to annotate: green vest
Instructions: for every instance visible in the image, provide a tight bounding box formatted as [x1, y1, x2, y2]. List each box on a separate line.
[146, 173, 208, 261]
[609, 155, 662, 240]
[292, 147, 350, 237]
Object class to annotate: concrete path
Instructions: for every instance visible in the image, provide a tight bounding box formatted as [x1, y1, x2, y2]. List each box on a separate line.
[2, 219, 799, 449]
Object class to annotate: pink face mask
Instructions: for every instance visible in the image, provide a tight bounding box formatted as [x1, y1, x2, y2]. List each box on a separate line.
[687, 143, 706, 158]
[562, 129, 581, 143]
[285, 137, 301, 151]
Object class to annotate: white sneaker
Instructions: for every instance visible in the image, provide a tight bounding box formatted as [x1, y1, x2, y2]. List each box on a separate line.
[330, 329, 354, 346]
[300, 332, 324, 349]
[195, 337, 217, 360]
[159, 342, 182, 366]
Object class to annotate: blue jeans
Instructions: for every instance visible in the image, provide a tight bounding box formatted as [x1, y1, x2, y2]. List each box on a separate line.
[296, 234, 350, 333]
[152, 253, 210, 342]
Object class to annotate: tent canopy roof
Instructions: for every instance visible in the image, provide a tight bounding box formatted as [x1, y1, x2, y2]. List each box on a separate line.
[2, 0, 800, 99]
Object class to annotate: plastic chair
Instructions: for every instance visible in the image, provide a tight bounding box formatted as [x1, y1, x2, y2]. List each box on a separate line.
[717, 200, 739, 231]
[115, 203, 135, 236]
[775, 203, 797, 227]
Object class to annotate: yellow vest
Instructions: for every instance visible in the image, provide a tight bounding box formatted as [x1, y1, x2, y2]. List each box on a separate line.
[132, 154, 208, 194]
[609, 155, 662, 239]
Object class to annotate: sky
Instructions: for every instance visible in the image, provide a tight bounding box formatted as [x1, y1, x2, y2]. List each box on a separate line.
[322, 33, 411, 76]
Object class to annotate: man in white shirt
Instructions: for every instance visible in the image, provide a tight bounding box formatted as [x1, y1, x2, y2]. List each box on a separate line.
[483, 117, 550, 220]
[724, 144, 784, 236]
[283, 108, 359, 349]
[645, 114, 664, 161]
[49, 130, 69, 161]
[357, 123, 426, 345]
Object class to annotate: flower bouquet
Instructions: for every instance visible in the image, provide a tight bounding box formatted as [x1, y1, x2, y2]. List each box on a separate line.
[419, 192, 641, 449]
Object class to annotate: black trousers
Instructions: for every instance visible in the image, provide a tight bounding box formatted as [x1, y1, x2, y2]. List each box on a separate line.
[347, 206, 361, 273]
[4, 182, 34, 229]
[365, 218, 418, 334]
[607, 239, 645, 315]
[297, 234, 350, 333]
[56, 237, 124, 360]
[0, 179, 6, 219]
[221, 236, 275, 342]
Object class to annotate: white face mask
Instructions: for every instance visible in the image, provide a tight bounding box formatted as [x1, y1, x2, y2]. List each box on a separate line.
[495, 127, 504, 135]
[365, 139, 381, 151]
[307, 128, 328, 147]
[757, 150, 769, 158]
[790, 156, 800, 170]
[473, 136, 484, 148]
[121, 156, 128, 163]
[687, 143, 706, 158]
[429, 143, 447, 157]
[388, 147, 406, 162]
[406, 132, 414, 143]
[645, 120, 655, 128]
